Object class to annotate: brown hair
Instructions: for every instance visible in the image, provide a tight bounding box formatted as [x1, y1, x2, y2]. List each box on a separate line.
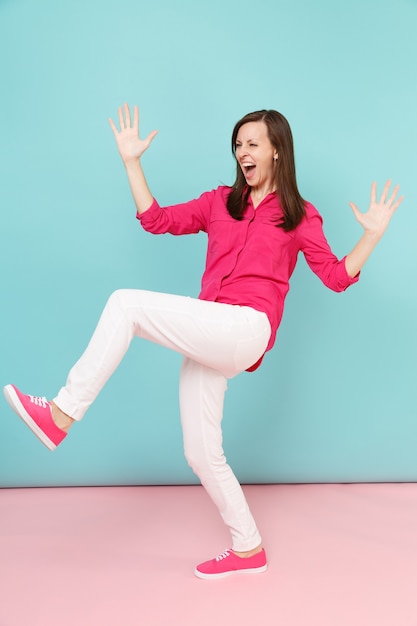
[227, 109, 305, 231]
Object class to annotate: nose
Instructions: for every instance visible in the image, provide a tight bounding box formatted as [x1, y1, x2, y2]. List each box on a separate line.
[236, 145, 248, 159]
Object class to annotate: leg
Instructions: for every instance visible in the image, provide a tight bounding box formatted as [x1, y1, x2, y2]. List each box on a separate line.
[4, 289, 270, 575]
[179, 357, 262, 553]
[5, 289, 270, 455]
[54, 289, 271, 421]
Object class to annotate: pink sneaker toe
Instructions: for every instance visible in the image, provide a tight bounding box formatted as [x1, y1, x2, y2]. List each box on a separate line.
[3, 384, 67, 451]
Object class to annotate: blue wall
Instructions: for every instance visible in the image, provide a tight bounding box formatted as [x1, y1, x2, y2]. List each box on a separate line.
[1, 0, 416, 486]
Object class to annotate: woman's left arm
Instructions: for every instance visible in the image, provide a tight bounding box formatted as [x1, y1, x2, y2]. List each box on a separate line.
[345, 180, 403, 278]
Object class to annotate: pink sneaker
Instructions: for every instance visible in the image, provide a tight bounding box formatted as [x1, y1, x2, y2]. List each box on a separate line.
[194, 548, 267, 580]
[3, 384, 67, 451]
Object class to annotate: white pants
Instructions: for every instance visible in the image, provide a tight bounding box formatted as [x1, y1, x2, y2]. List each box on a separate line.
[54, 289, 271, 551]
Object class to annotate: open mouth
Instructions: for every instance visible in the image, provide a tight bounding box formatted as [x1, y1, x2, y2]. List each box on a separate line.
[242, 163, 256, 179]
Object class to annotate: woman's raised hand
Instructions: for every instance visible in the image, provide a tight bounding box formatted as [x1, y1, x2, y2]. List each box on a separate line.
[108, 103, 158, 164]
[349, 180, 403, 239]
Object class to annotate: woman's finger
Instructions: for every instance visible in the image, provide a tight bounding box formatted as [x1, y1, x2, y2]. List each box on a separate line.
[386, 184, 400, 209]
[108, 117, 118, 136]
[124, 103, 131, 128]
[349, 201, 362, 222]
[370, 181, 377, 205]
[118, 106, 125, 131]
[144, 129, 159, 149]
[379, 179, 392, 205]
[391, 195, 404, 213]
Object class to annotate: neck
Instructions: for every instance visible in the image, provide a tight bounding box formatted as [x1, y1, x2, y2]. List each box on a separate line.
[250, 186, 276, 208]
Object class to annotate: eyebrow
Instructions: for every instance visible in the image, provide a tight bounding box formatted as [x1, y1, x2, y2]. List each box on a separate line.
[236, 137, 259, 143]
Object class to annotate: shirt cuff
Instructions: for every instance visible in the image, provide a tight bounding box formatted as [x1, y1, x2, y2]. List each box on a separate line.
[136, 198, 160, 222]
[342, 256, 360, 286]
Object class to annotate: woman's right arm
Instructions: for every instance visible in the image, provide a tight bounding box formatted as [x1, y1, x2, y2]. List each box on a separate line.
[108, 103, 158, 215]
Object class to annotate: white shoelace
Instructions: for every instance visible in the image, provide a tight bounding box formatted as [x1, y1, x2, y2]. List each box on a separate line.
[29, 395, 49, 408]
[215, 550, 231, 562]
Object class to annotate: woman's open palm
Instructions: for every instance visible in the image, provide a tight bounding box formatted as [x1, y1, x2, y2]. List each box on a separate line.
[109, 103, 158, 163]
[349, 180, 403, 238]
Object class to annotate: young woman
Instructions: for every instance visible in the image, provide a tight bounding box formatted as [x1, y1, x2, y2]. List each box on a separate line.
[4, 104, 402, 579]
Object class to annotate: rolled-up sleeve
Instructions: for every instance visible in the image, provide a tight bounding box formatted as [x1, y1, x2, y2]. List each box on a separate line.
[297, 205, 359, 292]
[137, 191, 215, 236]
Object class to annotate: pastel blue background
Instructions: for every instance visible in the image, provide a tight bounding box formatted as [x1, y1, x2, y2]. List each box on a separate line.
[0, 0, 415, 487]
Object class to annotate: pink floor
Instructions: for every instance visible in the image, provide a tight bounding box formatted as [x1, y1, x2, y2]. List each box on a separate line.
[1, 483, 417, 626]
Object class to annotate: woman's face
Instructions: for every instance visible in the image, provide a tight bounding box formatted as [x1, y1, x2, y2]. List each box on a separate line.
[235, 121, 278, 193]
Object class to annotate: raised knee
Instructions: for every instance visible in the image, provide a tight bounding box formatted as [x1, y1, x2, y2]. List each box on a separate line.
[107, 289, 127, 305]
[105, 289, 132, 315]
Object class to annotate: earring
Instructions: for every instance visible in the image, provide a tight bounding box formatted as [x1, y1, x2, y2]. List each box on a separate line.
[273, 155, 278, 161]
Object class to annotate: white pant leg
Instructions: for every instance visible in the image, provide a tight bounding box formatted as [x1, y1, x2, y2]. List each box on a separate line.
[180, 357, 262, 552]
[54, 289, 271, 420]
[53, 288, 270, 550]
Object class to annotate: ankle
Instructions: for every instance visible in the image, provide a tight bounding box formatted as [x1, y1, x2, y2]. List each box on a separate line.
[51, 402, 74, 432]
[232, 544, 263, 559]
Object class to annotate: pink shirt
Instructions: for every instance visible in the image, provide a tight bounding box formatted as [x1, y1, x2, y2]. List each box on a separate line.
[138, 186, 359, 369]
